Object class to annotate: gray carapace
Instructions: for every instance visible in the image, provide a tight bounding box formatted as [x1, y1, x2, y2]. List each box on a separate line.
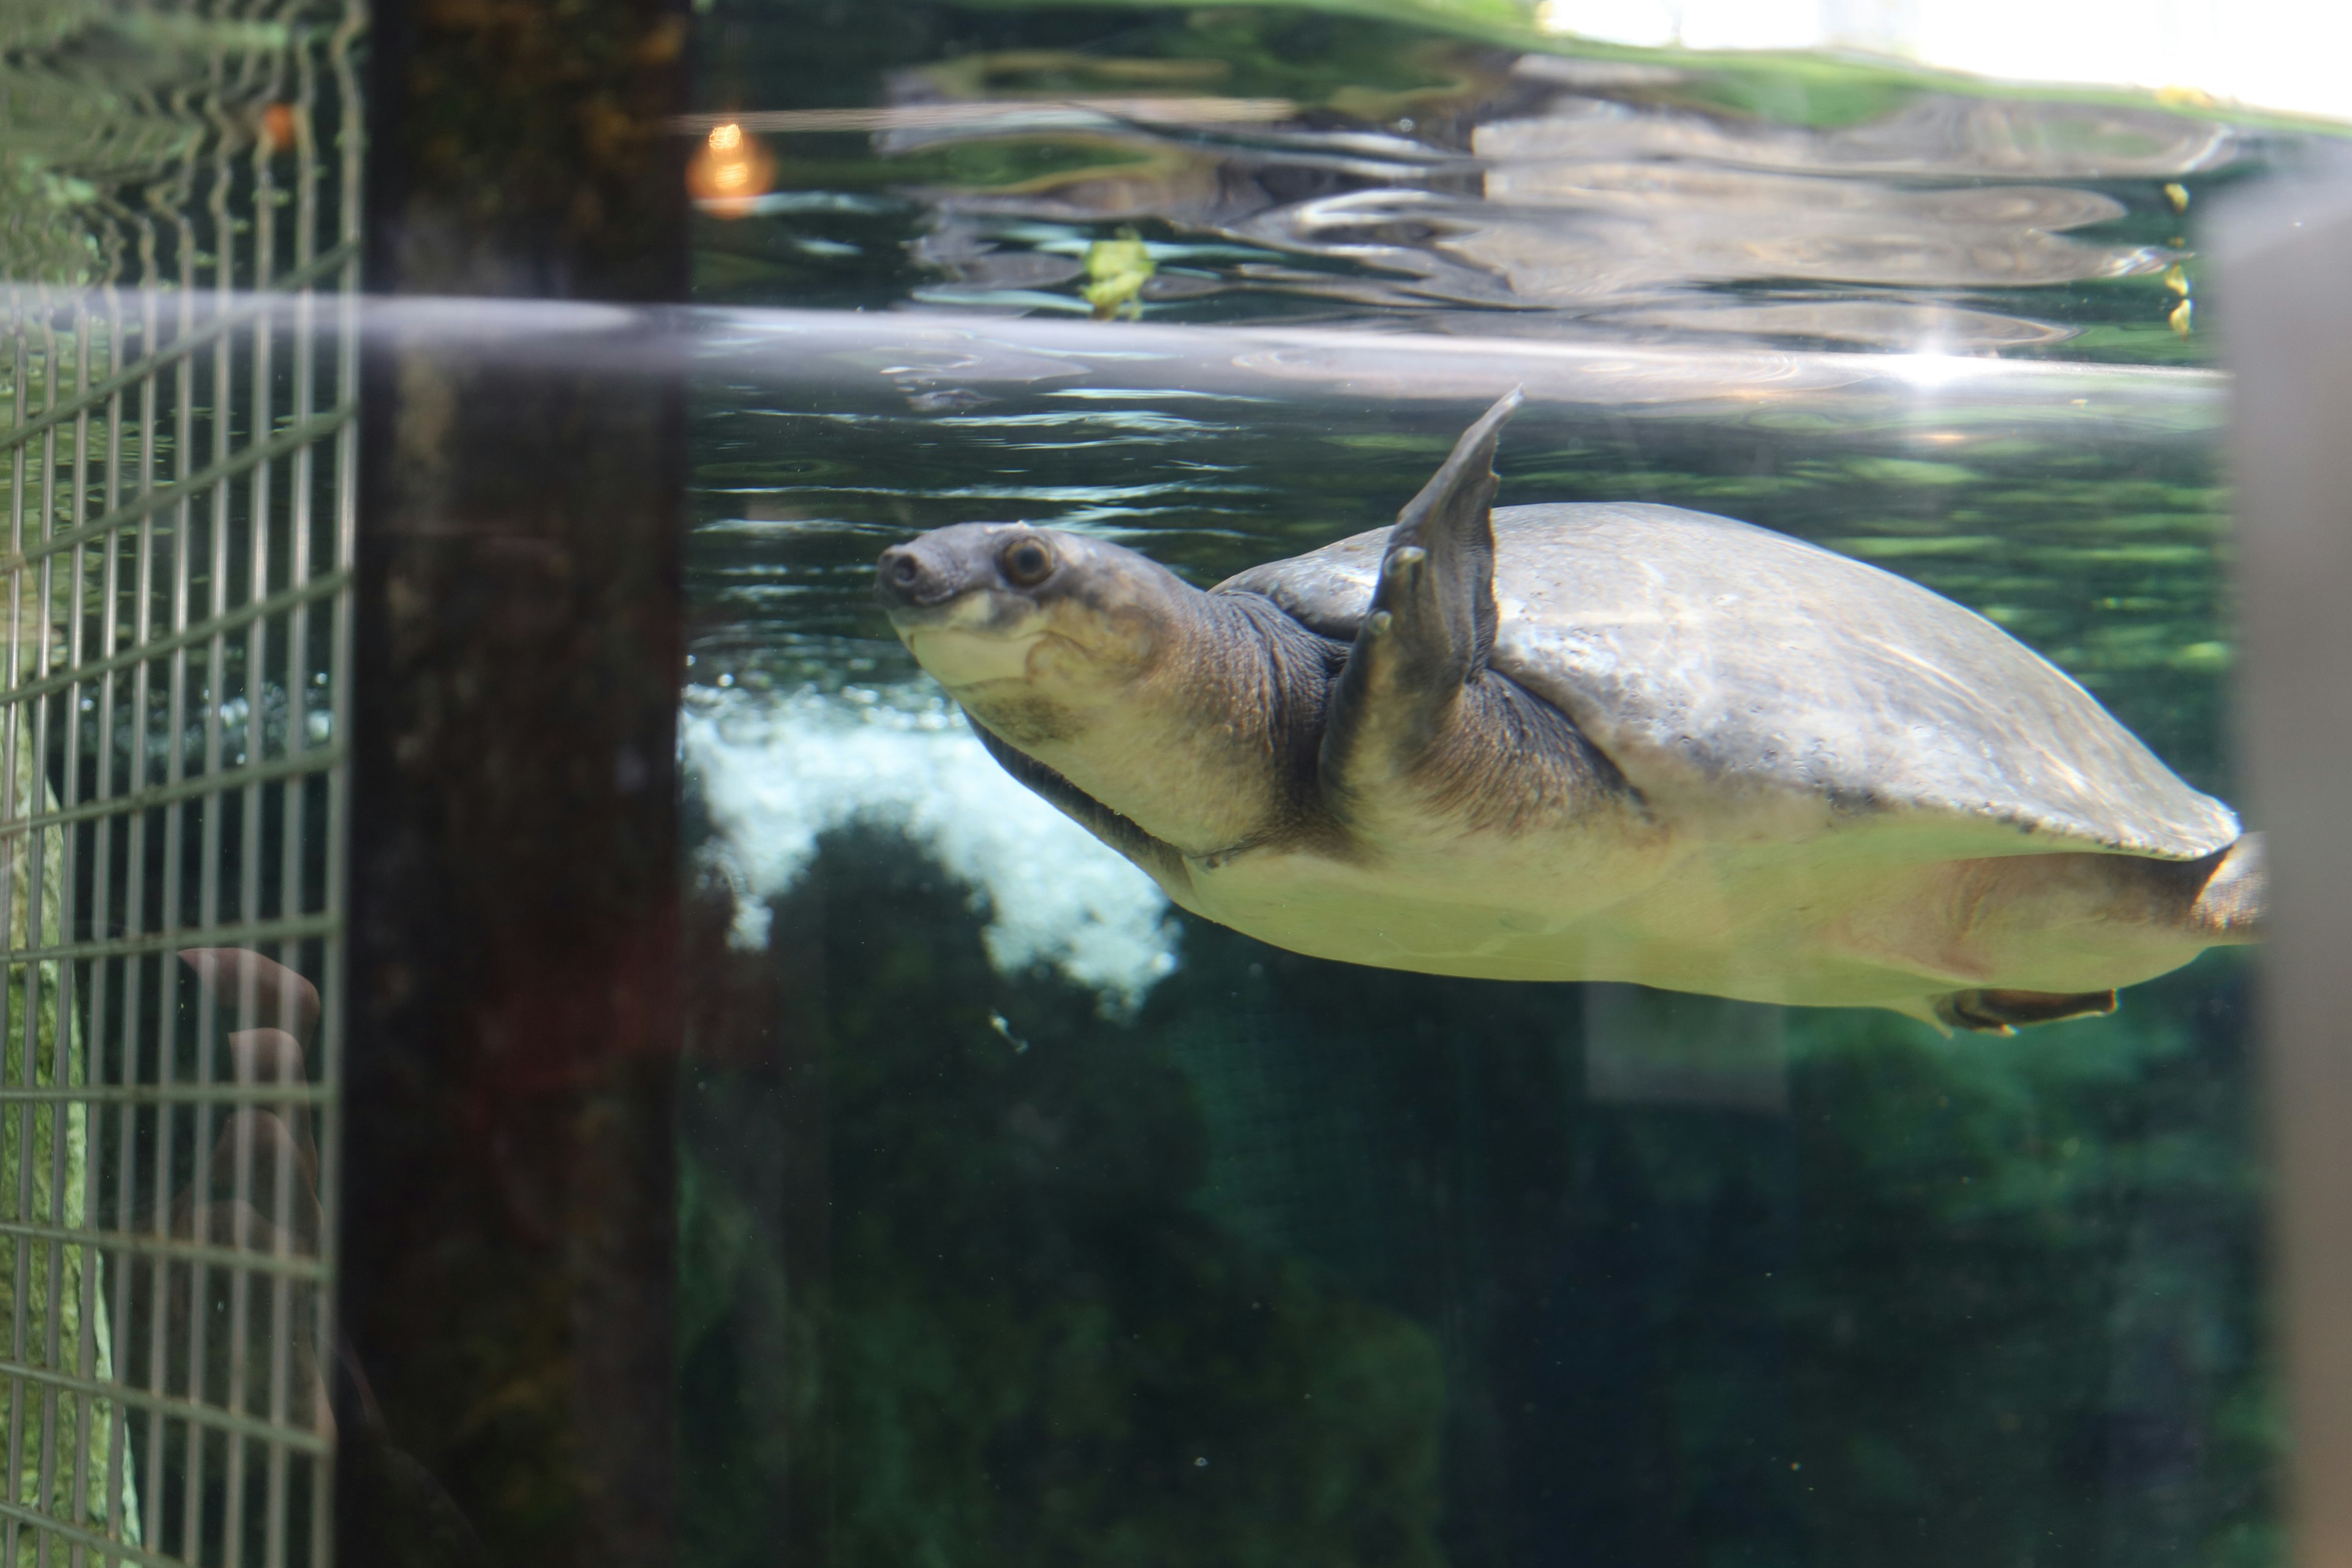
[876, 391, 2261, 1031]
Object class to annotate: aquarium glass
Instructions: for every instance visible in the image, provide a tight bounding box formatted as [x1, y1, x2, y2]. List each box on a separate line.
[677, 5, 2331, 1566]
[31, 0, 2324, 1562]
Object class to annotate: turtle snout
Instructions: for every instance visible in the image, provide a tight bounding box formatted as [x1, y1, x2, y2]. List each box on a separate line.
[879, 524, 1068, 618]
[875, 541, 954, 609]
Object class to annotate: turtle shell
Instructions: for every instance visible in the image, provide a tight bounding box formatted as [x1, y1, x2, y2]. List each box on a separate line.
[1218, 502, 2236, 859]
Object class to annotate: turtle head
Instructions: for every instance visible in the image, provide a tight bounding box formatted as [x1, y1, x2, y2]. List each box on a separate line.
[878, 521, 1298, 861]
[876, 522, 1193, 737]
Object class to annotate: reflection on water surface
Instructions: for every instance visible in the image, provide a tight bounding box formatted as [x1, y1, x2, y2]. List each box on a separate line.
[693, 12, 2324, 363]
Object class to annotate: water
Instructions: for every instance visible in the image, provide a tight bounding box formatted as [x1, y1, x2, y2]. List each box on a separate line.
[680, 9, 2301, 1566]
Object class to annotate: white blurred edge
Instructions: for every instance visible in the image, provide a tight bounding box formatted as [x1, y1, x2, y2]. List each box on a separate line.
[2215, 173, 2352, 1568]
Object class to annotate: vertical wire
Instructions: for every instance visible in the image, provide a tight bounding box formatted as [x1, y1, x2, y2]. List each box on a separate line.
[74, 288, 130, 1568]
[142, 129, 200, 1561]
[2, 312, 35, 1568]
[101, 161, 168, 1568]
[183, 56, 245, 1536]
[223, 270, 281, 1568]
[101, 274, 138, 1564]
[265, 37, 325, 1562]
[2, 300, 28, 1568]
[24, 311, 64, 1568]
[145, 267, 198, 1567]
[275, 225, 314, 1549]
[179, 36, 241, 1556]
[110, 265, 164, 1564]
[37, 279, 104, 1568]
[34, 295, 97, 1568]
[12, 311, 62, 1567]
[128, 168, 183, 1567]
[4, 314, 38, 1566]
[216, 66, 287, 1566]
[311, 4, 364, 1557]
[242, 20, 292, 1544]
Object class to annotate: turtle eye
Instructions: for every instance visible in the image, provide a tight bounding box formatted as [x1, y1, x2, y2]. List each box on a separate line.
[1000, 537, 1055, 587]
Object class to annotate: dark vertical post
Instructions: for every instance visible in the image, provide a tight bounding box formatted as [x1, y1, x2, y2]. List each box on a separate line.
[342, 0, 688, 1559]
[2218, 179, 2352, 1568]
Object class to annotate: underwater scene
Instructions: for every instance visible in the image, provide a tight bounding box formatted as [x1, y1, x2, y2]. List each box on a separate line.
[677, 6, 2321, 1565]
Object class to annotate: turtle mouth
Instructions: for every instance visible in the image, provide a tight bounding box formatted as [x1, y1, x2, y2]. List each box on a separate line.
[903, 625, 1049, 689]
[888, 589, 1055, 688]
[879, 579, 1034, 633]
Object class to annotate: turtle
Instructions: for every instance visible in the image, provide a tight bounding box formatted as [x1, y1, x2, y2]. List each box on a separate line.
[873, 390, 2263, 1031]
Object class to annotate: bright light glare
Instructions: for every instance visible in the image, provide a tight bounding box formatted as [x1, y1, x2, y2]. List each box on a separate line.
[1900, 352, 1967, 388]
[1534, 0, 2352, 124]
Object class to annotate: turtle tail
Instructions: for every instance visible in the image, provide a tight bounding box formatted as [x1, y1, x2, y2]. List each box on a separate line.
[2188, 831, 2265, 943]
[1926, 833, 2265, 1035]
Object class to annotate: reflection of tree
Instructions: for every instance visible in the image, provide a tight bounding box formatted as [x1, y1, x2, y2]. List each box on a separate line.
[1781, 988, 2275, 1568]
[0, 769, 130, 1555]
[679, 821, 2274, 1568]
[680, 829, 1449, 1568]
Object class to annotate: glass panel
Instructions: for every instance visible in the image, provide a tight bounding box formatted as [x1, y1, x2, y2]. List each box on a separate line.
[679, 8, 2316, 1566]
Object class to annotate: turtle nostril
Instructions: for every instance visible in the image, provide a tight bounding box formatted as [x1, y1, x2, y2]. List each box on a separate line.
[878, 546, 930, 603]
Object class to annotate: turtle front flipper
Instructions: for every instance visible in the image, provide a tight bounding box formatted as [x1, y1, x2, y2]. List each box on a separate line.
[1319, 390, 1523, 815]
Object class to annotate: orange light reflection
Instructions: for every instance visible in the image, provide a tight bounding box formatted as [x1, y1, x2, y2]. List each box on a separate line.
[690, 123, 774, 217]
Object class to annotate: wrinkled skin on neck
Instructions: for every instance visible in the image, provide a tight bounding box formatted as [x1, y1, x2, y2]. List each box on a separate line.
[880, 523, 1335, 859]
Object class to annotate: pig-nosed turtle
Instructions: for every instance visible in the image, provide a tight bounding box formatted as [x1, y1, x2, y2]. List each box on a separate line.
[874, 391, 2262, 1031]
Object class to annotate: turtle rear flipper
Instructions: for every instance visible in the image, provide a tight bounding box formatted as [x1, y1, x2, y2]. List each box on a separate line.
[1937, 987, 2120, 1035]
[1319, 389, 1521, 812]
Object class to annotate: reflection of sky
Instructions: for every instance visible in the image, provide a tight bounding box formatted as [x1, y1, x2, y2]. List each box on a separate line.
[1536, 0, 2352, 125]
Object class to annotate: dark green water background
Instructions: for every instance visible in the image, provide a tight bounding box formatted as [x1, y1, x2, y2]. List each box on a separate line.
[677, 6, 2306, 1564]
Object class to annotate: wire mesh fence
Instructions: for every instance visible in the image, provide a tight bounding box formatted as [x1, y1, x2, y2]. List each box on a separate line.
[0, 0, 363, 1560]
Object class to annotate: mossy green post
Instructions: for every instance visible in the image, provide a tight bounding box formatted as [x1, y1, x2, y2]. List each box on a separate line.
[0, 718, 137, 1556]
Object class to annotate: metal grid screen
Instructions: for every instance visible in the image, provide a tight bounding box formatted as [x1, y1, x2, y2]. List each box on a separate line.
[0, 0, 363, 1561]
